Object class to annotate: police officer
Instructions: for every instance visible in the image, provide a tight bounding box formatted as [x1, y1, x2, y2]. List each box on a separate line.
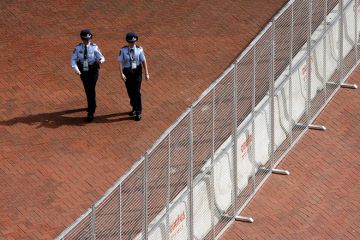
[71, 29, 105, 122]
[118, 32, 150, 121]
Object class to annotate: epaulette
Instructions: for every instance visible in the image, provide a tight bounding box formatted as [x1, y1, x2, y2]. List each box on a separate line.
[77, 43, 82, 46]
[136, 45, 141, 48]
[90, 42, 96, 46]
[121, 45, 127, 49]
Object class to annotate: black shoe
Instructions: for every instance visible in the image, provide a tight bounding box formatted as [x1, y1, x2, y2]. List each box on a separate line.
[134, 114, 141, 121]
[128, 111, 135, 116]
[85, 114, 94, 122]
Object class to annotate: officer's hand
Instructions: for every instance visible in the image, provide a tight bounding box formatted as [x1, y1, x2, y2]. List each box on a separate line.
[96, 59, 101, 64]
[121, 73, 127, 82]
[145, 74, 150, 80]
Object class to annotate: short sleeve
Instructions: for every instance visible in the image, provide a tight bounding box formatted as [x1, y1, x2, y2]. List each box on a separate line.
[118, 48, 124, 62]
[139, 48, 145, 62]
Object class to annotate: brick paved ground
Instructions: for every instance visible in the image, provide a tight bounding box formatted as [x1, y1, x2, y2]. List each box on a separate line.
[222, 72, 360, 239]
[0, 0, 287, 239]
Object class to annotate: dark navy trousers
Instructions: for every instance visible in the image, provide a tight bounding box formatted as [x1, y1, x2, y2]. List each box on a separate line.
[79, 64, 99, 114]
[123, 66, 142, 114]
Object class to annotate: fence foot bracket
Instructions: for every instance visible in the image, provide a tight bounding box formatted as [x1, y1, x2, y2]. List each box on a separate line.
[235, 216, 254, 223]
[308, 124, 326, 131]
[340, 83, 358, 89]
[271, 168, 290, 175]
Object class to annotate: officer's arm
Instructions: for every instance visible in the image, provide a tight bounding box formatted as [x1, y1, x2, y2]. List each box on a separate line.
[140, 49, 149, 80]
[142, 59, 150, 80]
[94, 46, 105, 63]
[70, 47, 81, 75]
[118, 49, 126, 81]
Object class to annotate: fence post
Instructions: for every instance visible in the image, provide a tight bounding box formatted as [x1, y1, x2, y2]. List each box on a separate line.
[252, 45, 256, 191]
[188, 108, 194, 240]
[324, 0, 328, 99]
[339, 0, 344, 82]
[306, 0, 312, 125]
[166, 134, 171, 240]
[119, 184, 122, 240]
[143, 152, 149, 240]
[91, 205, 96, 240]
[270, 21, 275, 168]
[356, 0, 358, 61]
[210, 88, 216, 238]
[232, 63, 238, 214]
[289, 3, 294, 144]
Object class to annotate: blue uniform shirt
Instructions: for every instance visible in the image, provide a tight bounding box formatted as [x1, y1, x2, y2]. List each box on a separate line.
[117, 45, 145, 69]
[71, 43, 105, 72]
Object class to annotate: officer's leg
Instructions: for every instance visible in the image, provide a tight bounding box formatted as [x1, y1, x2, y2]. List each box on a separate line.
[88, 68, 99, 115]
[133, 69, 142, 121]
[123, 70, 134, 111]
[80, 72, 91, 112]
[134, 79, 142, 115]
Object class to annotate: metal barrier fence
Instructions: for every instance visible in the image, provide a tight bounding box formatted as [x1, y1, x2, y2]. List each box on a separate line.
[57, 0, 359, 239]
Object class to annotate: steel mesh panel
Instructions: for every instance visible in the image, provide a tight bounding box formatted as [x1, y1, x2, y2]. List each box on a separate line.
[212, 145, 234, 238]
[192, 170, 215, 240]
[147, 137, 170, 234]
[253, 111, 272, 190]
[274, 6, 292, 80]
[255, 28, 272, 106]
[342, 1, 358, 78]
[273, 87, 293, 165]
[64, 213, 92, 240]
[235, 121, 256, 208]
[293, 0, 309, 59]
[309, 0, 328, 120]
[192, 93, 214, 175]
[236, 50, 254, 126]
[169, 114, 190, 201]
[325, 21, 342, 94]
[312, 0, 327, 35]
[95, 187, 121, 239]
[120, 164, 144, 239]
[213, 68, 235, 152]
[328, 0, 341, 14]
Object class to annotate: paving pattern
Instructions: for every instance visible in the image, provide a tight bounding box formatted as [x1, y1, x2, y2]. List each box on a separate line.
[0, 0, 288, 239]
[222, 71, 360, 239]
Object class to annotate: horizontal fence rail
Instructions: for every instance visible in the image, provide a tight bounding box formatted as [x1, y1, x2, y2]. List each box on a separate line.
[57, 0, 360, 239]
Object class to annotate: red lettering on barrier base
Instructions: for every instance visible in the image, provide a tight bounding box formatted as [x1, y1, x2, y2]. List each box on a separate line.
[353, 0, 360, 12]
[241, 134, 253, 158]
[169, 211, 186, 238]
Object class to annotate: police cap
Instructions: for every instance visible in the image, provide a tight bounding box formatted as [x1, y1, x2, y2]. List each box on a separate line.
[80, 29, 93, 40]
[126, 32, 138, 43]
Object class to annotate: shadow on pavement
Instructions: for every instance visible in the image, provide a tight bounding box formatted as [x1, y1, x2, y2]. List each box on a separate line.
[0, 108, 134, 128]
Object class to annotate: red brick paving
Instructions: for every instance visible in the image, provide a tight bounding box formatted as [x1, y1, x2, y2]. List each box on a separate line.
[0, 0, 287, 239]
[221, 71, 360, 239]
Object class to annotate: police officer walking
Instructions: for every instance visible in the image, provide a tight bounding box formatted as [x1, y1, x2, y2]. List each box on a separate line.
[118, 32, 150, 121]
[71, 29, 105, 122]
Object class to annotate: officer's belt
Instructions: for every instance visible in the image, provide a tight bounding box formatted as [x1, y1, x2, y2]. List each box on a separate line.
[77, 62, 99, 69]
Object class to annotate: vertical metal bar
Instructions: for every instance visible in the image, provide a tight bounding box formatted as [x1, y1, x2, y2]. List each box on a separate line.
[210, 88, 215, 238]
[119, 184, 122, 240]
[143, 152, 149, 240]
[356, 0, 358, 61]
[324, 0, 328, 100]
[166, 134, 171, 240]
[270, 21, 275, 168]
[289, 2, 294, 144]
[188, 108, 194, 240]
[232, 64, 238, 215]
[91, 205, 96, 240]
[307, 0, 312, 125]
[339, 0, 344, 82]
[252, 45, 256, 191]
